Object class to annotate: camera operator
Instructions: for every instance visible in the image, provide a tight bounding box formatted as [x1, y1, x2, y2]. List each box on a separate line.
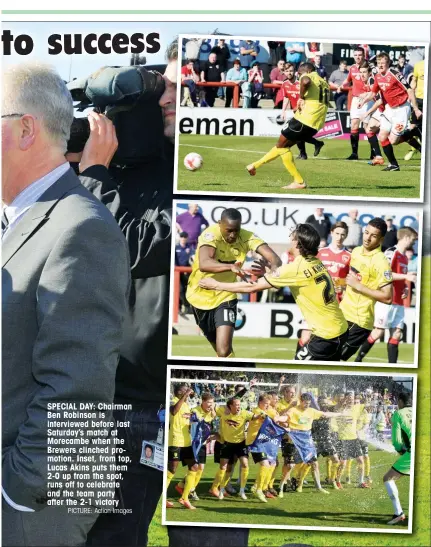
[68, 40, 249, 547]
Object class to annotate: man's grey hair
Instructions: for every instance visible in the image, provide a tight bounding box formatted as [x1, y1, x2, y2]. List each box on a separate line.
[166, 38, 178, 62]
[2, 62, 73, 153]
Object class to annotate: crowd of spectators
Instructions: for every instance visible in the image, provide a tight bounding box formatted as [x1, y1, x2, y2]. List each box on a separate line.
[180, 38, 424, 111]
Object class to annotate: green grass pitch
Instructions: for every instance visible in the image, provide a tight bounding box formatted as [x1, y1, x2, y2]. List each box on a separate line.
[177, 135, 421, 199]
[165, 446, 409, 531]
[171, 335, 415, 365]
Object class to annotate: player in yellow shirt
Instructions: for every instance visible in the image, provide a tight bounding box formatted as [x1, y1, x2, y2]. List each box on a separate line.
[215, 397, 263, 500]
[246, 394, 288, 503]
[166, 384, 196, 509]
[357, 400, 372, 485]
[276, 383, 300, 495]
[340, 218, 393, 361]
[286, 393, 344, 494]
[405, 59, 424, 161]
[186, 208, 281, 358]
[334, 391, 369, 489]
[175, 392, 216, 504]
[246, 62, 329, 190]
[199, 223, 348, 361]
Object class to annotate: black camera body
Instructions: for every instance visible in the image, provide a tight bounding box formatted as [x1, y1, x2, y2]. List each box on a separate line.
[67, 65, 166, 166]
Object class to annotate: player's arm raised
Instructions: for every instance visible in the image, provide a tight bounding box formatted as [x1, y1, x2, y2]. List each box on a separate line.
[345, 272, 393, 304]
[198, 245, 243, 274]
[256, 243, 282, 270]
[170, 388, 193, 416]
[199, 276, 272, 294]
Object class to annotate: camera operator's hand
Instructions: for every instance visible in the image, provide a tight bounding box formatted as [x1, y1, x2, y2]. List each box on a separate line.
[79, 111, 118, 173]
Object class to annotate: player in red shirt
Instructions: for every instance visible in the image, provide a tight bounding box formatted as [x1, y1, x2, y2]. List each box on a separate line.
[359, 52, 422, 172]
[296, 221, 350, 354]
[355, 226, 418, 363]
[280, 63, 324, 160]
[338, 46, 372, 160]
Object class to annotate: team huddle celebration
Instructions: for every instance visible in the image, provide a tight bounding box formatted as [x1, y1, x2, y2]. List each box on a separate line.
[178, 206, 418, 364]
[165, 369, 413, 530]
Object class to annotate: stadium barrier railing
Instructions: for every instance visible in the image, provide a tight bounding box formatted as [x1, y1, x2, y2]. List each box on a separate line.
[173, 265, 257, 323]
[182, 81, 354, 109]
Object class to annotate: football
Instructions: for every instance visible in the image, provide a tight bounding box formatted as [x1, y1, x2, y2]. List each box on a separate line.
[184, 152, 203, 171]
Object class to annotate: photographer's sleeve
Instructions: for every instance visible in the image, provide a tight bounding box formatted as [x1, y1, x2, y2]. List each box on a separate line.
[79, 165, 171, 279]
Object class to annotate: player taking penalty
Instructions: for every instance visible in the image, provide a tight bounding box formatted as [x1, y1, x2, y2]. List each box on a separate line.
[340, 218, 393, 361]
[186, 208, 281, 358]
[383, 392, 412, 525]
[199, 223, 348, 361]
[246, 62, 328, 190]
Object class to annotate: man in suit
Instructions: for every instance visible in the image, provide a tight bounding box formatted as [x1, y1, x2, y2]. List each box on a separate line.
[2, 62, 130, 546]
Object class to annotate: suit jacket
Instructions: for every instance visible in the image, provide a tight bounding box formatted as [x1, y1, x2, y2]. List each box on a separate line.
[2, 168, 130, 513]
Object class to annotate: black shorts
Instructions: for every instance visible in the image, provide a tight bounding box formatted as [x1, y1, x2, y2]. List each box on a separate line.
[295, 330, 348, 362]
[315, 437, 338, 458]
[250, 450, 270, 464]
[220, 441, 249, 461]
[281, 117, 318, 142]
[339, 439, 363, 460]
[168, 445, 194, 464]
[341, 322, 372, 361]
[359, 440, 369, 456]
[411, 98, 423, 126]
[192, 299, 238, 344]
[281, 440, 298, 464]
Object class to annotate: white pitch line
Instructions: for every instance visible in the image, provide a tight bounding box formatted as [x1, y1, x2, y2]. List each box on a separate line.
[179, 143, 421, 168]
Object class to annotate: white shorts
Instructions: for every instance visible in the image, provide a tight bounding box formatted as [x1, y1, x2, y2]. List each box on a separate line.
[364, 108, 383, 126]
[374, 302, 405, 330]
[350, 96, 374, 120]
[380, 102, 411, 136]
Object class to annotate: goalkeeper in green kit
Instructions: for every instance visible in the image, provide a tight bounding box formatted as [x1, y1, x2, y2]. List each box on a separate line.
[383, 392, 412, 525]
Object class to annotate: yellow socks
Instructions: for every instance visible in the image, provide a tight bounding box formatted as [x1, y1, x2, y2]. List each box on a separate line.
[194, 468, 204, 490]
[365, 456, 371, 477]
[280, 148, 304, 183]
[256, 466, 266, 491]
[167, 470, 175, 489]
[182, 470, 197, 502]
[221, 469, 232, 489]
[293, 463, 303, 479]
[299, 464, 310, 485]
[212, 468, 225, 490]
[331, 463, 339, 482]
[253, 146, 286, 169]
[326, 459, 332, 479]
[262, 466, 272, 490]
[240, 467, 250, 489]
[269, 466, 277, 489]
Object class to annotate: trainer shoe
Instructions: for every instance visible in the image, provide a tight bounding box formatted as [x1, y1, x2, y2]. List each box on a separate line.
[246, 164, 256, 176]
[269, 488, 278, 497]
[296, 484, 303, 493]
[368, 156, 385, 166]
[278, 489, 284, 498]
[358, 482, 370, 489]
[346, 153, 359, 160]
[179, 498, 196, 510]
[255, 490, 268, 503]
[335, 481, 343, 489]
[404, 148, 417, 161]
[382, 164, 400, 171]
[365, 476, 373, 485]
[264, 490, 275, 499]
[314, 141, 325, 156]
[332, 481, 340, 490]
[209, 487, 220, 498]
[175, 483, 184, 496]
[218, 489, 225, 500]
[388, 513, 406, 525]
[315, 488, 330, 495]
[290, 477, 298, 491]
[303, 480, 309, 486]
[281, 181, 307, 190]
[239, 489, 248, 500]
[296, 153, 308, 160]
[166, 500, 175, 508]
[250, 484, 257, 494]
[190, 491, 200, 501]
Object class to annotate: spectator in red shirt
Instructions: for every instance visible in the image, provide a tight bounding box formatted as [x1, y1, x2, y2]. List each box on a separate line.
[181, 60, 199, 107]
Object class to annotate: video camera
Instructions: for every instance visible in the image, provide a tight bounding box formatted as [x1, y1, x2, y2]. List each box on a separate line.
[67, 65, 166, 166]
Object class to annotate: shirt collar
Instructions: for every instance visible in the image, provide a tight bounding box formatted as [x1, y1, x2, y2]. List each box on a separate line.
[359, 245, 382, 257]
[3, 163, 69, 229]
